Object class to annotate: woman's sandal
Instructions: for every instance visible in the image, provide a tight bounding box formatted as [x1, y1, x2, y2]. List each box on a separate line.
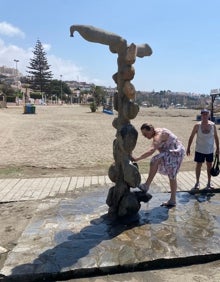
[138, 183, 149, 193]
[161, 201, 176, 208]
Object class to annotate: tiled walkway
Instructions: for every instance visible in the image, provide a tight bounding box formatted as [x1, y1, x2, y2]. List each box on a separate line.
[0, 170, 218, 202]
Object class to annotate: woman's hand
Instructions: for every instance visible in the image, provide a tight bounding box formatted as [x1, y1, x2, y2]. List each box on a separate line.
[130, 155, 137, 162]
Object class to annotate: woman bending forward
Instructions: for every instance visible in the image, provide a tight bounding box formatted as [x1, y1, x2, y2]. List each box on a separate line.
[132, 123, 185, 207]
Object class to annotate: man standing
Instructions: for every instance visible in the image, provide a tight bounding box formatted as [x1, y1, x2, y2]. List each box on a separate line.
[187, 109, 219, 191]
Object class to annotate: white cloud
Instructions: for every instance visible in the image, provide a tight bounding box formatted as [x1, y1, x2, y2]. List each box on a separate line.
[48, 55, 106, 85]
[0, 21, 25, 38]
[48, 54, 85, 81]
[0, 39, 31, 70]
[0, 21, 110, 86]
[0, 39, 99, 84]
[42, 43, 51, 52]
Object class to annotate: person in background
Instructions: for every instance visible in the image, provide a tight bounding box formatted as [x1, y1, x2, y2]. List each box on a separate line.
[186, 109, 219, 191]
[132, 123, 185, 207]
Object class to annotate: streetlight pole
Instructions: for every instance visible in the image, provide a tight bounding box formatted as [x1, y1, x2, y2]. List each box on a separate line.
[14, 59, 21, 105]
[14, 59, 19, 92]
[60, 75, 63, 103]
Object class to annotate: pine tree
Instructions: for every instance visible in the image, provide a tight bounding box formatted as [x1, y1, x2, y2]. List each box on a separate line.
[27, 39, 53, 98]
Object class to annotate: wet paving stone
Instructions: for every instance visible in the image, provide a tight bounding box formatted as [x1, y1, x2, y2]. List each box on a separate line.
[1, 187, 220, 281]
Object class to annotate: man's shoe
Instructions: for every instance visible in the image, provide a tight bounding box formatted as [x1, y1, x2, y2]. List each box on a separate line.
[204, 183, 214, 190]
[190, 183, 200, 193]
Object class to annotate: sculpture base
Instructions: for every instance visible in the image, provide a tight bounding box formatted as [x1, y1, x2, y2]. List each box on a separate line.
[106, 186, 152, 218]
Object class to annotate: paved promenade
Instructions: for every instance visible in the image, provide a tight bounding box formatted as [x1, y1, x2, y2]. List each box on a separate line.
[1, 171, 220, 282]
[0, 170, 218, 203]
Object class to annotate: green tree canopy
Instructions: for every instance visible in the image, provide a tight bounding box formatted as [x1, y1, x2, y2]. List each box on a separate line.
[0, 82, 15, 96]
[93, 86, 107, 106]
[26, 39, 53, 96]
[47, 79, 72, 99]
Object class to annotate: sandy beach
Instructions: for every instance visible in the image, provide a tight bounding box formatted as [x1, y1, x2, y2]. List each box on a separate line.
[0, 104, 206, 178]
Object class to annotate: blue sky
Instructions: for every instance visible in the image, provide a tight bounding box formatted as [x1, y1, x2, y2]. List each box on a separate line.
[1, 0, 220, 94]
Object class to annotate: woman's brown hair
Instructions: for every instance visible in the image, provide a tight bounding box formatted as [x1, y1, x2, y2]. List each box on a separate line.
[140, 123, 154, 131]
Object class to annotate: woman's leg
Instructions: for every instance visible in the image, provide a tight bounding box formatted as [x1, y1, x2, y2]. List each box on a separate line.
[169, 178, 177, 203]
[161, 177, 177, 207]
[144, 158, 161, 188]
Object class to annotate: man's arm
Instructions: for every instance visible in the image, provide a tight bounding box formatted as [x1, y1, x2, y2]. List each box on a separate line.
[186, 124, 198, 156]
[214, 125, 219, 155]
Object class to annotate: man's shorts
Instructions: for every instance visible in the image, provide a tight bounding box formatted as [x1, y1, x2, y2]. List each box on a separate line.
[194, 151, 213, 163]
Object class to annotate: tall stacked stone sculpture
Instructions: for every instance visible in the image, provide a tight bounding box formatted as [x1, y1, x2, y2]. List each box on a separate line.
[70, 25, 152, 218]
